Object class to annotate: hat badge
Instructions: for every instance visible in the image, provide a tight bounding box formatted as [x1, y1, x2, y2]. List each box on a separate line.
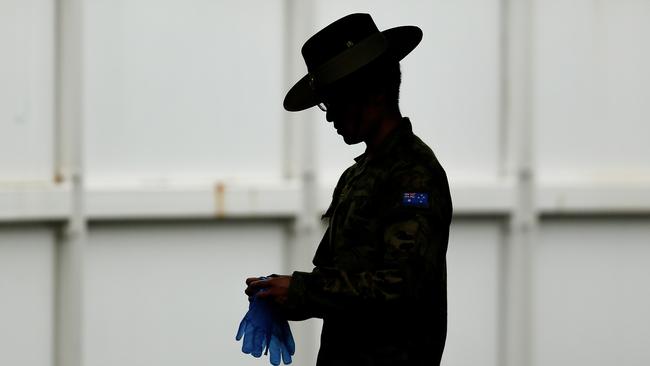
[308, 74, 316, 91]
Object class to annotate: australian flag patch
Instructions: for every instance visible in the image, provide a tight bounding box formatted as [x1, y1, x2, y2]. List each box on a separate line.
[402, 192, 429, 208]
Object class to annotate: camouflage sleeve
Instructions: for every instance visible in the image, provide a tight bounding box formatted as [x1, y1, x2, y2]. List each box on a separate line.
[282, 163, 452, 318]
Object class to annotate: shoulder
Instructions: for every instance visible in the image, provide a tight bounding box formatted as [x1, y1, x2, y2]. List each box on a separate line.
[383, 133, 452, 221]
[389, 134, 447, 187]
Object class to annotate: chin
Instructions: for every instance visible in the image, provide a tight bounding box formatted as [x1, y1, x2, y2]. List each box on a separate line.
[342, 135, 363, 145]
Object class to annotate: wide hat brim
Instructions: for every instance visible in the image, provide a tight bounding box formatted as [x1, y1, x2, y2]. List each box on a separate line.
[283, 25, 423, 112]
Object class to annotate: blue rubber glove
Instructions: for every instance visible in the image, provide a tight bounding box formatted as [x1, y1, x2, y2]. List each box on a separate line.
[262, 275, 295, 365]
[236, 276, 295, 365]
[267, 313, 295, 365]
[235, 298, 268, 357]
[236, 277, 272, 357]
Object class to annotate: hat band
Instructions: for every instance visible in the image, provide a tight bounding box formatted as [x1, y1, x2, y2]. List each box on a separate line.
[308, 32, 388, 90]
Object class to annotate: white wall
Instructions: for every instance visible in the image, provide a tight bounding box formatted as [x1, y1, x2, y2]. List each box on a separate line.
[535, 0, 650, 184]
[1, 1, 649, 366]
[84, 0, 287, 183]
[85, 222, 285, 366]
[0, 226, 54, 366]
[533, 218, 650, 366]
[0, 0, 54, 181]
[443, 220, 501, 366]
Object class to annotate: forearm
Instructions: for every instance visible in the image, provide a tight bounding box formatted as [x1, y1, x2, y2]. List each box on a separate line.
[282, 263, 419, 319]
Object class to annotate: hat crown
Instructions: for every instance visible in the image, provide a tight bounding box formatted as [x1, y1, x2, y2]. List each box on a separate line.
[284, 13, 422, 112]
[301, 13, 379, 72]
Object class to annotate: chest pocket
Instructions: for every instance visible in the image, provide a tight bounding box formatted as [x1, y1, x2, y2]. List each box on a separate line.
[335, 192, 382, 269]
[341, 192, 373, 232]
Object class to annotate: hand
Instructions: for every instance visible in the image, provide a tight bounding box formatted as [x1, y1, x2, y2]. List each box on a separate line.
[237, 275, 296, 365]
[245, 275, 292, 305]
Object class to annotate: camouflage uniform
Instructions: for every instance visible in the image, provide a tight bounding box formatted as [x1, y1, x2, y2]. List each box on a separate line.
[282, 118, 452, 366]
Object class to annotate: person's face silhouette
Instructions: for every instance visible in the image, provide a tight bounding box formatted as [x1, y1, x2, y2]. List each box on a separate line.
[323, 88, 381, 145]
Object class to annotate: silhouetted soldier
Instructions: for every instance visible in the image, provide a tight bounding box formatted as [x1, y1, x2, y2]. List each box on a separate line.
[246, 13, 452, 366]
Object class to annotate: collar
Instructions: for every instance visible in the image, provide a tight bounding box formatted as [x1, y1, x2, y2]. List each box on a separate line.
[353, 117, 413, 163]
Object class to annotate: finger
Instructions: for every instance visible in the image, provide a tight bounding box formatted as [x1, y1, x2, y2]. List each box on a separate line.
[245, 286, 257, 297]
[242, 326, 254, 354]
[245, 281, 271, 297]
[255, 289, 273, 299]
[252, 329, 265, 358]
[281, 343, 292, 365]
[283, 323, 295, 355]
[246, 277, 262, 285]
[249, 279, 272, 291]
[245, 288, 261, 297]
[269, 336, 281, 366]
[235, 318, 247, 341]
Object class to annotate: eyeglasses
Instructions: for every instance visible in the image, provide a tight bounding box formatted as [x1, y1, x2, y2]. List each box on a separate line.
[316, 90, 365, 112]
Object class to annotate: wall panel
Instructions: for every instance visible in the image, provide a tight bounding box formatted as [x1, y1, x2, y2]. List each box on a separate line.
[0, 0, 54, 182]
[0, 226, 55, 366]
[534, 0, 650, 183]
[85, 222, 286, 366]
[84, 0, 286, 183]
[443, 219, 501, 366]
[533, 218, 650, 366]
